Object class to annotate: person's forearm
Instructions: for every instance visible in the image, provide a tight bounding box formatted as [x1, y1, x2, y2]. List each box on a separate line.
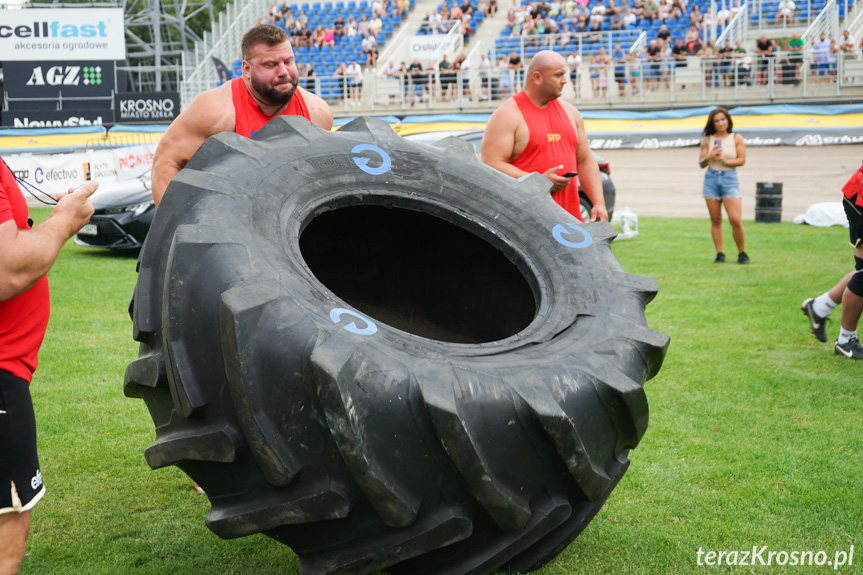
[483, 159, 530, 180]
[0, 217, 77, 300]
[151, 159, 181, 206]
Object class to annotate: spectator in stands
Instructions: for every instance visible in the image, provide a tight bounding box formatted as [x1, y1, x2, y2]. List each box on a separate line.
[812, 32, 832, 82]
[656, 23, 671, 42]
[701, 6, 714, 38]
[716, 2, 731, 26]
[346, 59, 364, 104]
[574, 14, 589, 32]
[735, 42, 753, 85]
[396, 61, 410, 102]
[395, 0, 409, 16]
[775, 0, 795, 25]
[642, 0, 658, 21]
[775, 40, 799, 84]
[755, 34, 775, 85]
[268, 2, 282, 24]
[622, 6, 637, 27]
[566, 49, 581, 87]
[151, 24, 333, 205]
[439, 54, 456, 100]
[313, 25, 326, 48]
[689, 3, 703, 27]
[346, 16, 358, 38]
[657, 0, 670, 22]
[590, 0, 607, 27]
[333, 15, 347, 38]
[479, 52, 493, 100]
[499, 52, 513, 97]
[408, 58, 427, 103]
[333, 62, 349, 98]
[361, 31, 378, 69]
[788, 32, 805, 78]
[462, 14, 473, 42]
[729, 0, 741, 18]
[592, 46, 610, 97]
[631, 0, 645, 19]
[368, 13, 383, 37]
[672, 38, 688, 69]
[717, 39, 735, 86]
[429, 9, 445, 33]
[297, 9, 309, 30]
[841, 29, 857, 57]
[283, 8, 295, 30]
[612, 43, 629, 96]
[685, 25, 702, 54]
[509, 50, 524, 88]
[830, 38, 839, 79]
[456, 53, 472, 99]
[298, 24, 313, 48]
[645, 39, 662, 90]
[610, 6, 626, 29]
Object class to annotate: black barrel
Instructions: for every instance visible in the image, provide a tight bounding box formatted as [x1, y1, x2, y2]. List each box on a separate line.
[755, 182, 783, 223]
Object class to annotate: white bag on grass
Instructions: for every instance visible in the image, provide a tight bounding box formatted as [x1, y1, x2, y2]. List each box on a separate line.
[612, 207, 639, 240]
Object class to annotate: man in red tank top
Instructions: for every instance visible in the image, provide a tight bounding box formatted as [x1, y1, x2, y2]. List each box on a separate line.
[152, 25, 334, 205]
[0, 157, 97, 573]
[481, 50, 606, 222]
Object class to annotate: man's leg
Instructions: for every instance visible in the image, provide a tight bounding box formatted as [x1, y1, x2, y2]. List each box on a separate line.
[0, 511, 30, 575]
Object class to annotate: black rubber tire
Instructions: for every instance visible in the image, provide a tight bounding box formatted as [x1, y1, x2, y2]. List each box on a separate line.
[125, 116, 669, 575]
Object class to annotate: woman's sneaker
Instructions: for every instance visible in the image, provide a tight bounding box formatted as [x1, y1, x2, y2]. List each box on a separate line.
[713, 252, 726, 263]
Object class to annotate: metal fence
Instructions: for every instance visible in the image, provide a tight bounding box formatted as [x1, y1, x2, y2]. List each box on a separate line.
[294, 49, 863, 111]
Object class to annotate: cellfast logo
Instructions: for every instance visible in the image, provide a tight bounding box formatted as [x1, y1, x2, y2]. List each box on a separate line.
[0, 21, 109, 39]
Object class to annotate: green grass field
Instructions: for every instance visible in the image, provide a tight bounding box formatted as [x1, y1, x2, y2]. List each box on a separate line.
[20, 209, 862, 574]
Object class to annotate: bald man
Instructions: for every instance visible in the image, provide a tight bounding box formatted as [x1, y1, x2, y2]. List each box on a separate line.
[151, 25, 333, 206]
[481, 50, 606, 222]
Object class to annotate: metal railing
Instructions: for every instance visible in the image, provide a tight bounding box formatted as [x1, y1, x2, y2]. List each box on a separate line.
[290, 50, 863, 111]
[716, 2, 750, 48]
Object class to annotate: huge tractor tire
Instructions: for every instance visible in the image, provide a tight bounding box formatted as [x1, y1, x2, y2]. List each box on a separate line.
[125, 116, 669, 575]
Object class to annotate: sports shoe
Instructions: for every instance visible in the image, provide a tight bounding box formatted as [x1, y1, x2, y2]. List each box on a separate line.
[834, 336, 863, 359]
[737, 251, 750, 264]
[713, 252, 726, 263]
[800, 297, 828, 342]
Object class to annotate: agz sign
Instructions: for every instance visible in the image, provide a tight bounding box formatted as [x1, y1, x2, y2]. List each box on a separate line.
[4, 60, 113, 98]
[26, 65, 103, 87]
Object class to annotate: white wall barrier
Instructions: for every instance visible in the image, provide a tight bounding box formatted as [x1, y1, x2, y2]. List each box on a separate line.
[7, 143, 157, 205]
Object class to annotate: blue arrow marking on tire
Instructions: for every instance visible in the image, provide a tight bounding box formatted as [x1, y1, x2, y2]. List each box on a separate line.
[552, 223, 593, 248]
[330, 308, 378, 335]
[351, 144, 392, 175]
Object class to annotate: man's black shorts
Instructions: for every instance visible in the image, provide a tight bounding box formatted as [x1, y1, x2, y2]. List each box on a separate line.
[845, 195, 863, 271]
[0, 370, 45, 515]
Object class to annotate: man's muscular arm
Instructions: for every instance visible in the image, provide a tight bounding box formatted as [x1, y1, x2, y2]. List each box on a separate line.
[567, 103, 607, 221]
[299, 87, 334, 130]
[0, 182, 96, 300]
[481, 101, 530, 179]
[151, 85, 235, 205]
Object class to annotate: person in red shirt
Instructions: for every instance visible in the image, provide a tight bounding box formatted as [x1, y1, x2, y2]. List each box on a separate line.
[800, 162, 863, 359]
[480, 50, 606, 222]
[152, 25, 333, 205]
[0, 158, 97, 574]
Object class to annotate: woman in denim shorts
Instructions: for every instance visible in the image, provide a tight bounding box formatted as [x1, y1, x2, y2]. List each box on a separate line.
[698, 106, 750, 264]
